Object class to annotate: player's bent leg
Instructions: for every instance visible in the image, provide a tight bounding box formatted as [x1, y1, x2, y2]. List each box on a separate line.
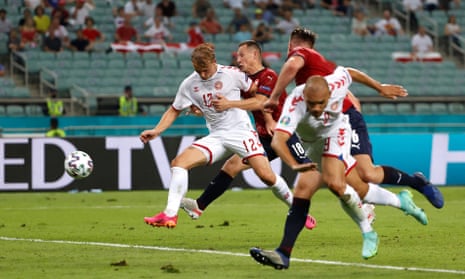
[187, 155, 250, 217]
[398, 190, 429, 225]
[354, 154, 385, 184]
[354, 154, 444, 209]
[222, 154, 250, 176]
[247, 155, 277, 185]
[362, 182, 428, 225]
[248, 155, 294, 205]
[413, 172, 444, 209]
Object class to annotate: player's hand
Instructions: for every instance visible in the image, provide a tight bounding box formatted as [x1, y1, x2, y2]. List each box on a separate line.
[265, 120, 276, 136]
[378, 84, 408, 99]
[140, 129, 160, 144]
[292, 162, 318, 172]
[264, 98, 279, 113]
[212, 94, 230, 112]
[186, 105, 203, 116]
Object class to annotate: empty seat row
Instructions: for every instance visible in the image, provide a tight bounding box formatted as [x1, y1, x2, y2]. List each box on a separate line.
[362, 103, 465, 115]
[0, 105, 44, 116]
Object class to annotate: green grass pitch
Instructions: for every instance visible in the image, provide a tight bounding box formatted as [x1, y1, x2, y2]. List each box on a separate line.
[0, 187, 464, 278]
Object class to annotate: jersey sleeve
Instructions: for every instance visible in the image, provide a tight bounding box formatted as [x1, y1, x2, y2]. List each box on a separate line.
[256, 70, 277, 98]
[234, 69, 253, 93]
[172, 79, 192, 110]
[275, 85, 306, 136]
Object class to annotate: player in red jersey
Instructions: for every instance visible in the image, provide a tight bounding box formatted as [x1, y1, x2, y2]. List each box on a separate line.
[265, 27, 443, 209]
[180, 40, 318, 229]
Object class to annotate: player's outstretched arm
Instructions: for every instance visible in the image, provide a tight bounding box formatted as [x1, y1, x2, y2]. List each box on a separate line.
[346, 67, 408, 99]
[265, 56, 304, 112]
[140, 106, 181, 143]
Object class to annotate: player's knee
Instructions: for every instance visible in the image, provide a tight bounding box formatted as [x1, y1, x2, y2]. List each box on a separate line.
[222, 162, 243, 177]
[257, 171, 276, 186]
[324, 178, 345, 196]
[170, 157, 181, 168]
[357, 168, 377, 183]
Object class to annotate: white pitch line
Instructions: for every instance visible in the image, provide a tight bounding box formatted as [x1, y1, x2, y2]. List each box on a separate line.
[1, 236, 464, 275]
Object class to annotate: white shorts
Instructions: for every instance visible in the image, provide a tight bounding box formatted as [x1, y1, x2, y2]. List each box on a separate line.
[301, 116, 356, 174]
[192, 123, 266, 165]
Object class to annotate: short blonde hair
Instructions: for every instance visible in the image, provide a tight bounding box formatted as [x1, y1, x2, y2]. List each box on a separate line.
[191, 43, 216, 69]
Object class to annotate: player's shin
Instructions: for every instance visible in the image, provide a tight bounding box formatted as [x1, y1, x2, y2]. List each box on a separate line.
[271, 174, 294, 206]
[363, 183, 401, 208]
[340, 185, 372, 233]
[165, 167, 189, 217]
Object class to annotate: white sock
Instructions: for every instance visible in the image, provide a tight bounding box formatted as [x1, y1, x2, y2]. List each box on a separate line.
[340, 185, 372, 233]
[271, 175, 293, 207]
[363, 183, 401, 208]
[164, 167, 188, 217]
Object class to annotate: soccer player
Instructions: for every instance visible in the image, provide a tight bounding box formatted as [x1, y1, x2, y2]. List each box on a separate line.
[180, 40, 317, 230]
[140, 43, 294, 228]
[250, 69, 428, 269]
[264, 27, 443, 208]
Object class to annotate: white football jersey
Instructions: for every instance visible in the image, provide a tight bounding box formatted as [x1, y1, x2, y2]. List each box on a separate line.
[173, 64, 254, 132]
[276, 66, 352, 141]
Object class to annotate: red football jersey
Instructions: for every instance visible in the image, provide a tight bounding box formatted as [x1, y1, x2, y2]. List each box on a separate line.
[288, 47, 336, 86]
[242, 68, 287, 138]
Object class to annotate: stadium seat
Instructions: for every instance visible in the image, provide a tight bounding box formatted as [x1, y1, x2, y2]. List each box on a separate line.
[431, 103, 448, 114]
[414, 103, 432, 114]
[11, 87, 31, 98]
[126, 58, 144, 69]
[90, 59, 108, 70]
[6, 105, 25, 116]
[448, 103, 465, 114]
[396, 103, 413, 114]
[107, 59, 125, 69]
[149, 104, 168, 115]
[0, 77, 16, 88]
[152, 86, 174, 97]
[379, 103, 397, 114]
[73, 51, 90, 61]
[361, 103, 378, 114]
[25, 105, 44, 116]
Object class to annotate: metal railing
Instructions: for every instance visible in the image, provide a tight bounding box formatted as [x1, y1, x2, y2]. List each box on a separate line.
[10, 51, 29, 87]
[449, 35, 465, 65]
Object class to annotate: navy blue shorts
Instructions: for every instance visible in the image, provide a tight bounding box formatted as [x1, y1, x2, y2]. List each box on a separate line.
[345, 107, 373, 158]
[260, 133, 312, 164]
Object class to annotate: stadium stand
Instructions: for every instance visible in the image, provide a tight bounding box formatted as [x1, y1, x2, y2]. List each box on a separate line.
[0, 0, 463, 122]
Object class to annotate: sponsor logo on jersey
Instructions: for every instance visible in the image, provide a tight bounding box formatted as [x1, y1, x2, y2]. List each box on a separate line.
[193, 86, 199, 92]
[259, 85, 271, 92]
[279, 116, 291, 125]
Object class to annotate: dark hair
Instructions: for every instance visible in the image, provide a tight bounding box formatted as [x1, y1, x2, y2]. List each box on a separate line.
[238, 40, 262, 55]
[290, 27, 318, 47]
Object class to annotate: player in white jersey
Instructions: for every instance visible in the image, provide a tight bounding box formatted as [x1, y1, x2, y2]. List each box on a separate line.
[140, 43, 294, 228]
[250, 68, 429, 269]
